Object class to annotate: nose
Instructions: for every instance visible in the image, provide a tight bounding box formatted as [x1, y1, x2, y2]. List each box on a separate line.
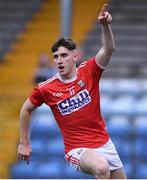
[57, 57, 63, 64]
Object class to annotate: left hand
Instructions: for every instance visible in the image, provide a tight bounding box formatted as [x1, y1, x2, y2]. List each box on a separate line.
[98, 4, 112, 25]
[18, 143, 31, 164]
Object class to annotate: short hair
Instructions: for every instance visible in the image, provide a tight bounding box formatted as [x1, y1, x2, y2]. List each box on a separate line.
[51, 37, 77, 53]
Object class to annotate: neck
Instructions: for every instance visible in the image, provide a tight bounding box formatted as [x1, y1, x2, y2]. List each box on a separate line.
[58, 70, 77, 83]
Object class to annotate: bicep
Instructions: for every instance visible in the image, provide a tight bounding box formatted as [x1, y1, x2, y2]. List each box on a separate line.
[21, 99, 37, 113]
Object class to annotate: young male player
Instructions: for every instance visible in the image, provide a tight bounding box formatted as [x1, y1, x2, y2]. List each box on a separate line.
[18, 4, 127, 179]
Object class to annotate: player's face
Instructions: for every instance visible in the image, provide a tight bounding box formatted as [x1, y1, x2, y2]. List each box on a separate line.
[53, 47, 78, 79]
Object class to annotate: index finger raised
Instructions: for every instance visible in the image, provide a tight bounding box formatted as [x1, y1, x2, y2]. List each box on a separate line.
[101, 4, 108, 14]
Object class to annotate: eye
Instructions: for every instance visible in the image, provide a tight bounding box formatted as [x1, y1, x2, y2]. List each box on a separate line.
[53, 54, 58, 59]
[61, 53, 68, 58]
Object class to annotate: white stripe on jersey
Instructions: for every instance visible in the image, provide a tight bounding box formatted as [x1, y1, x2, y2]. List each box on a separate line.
[78, 61, 87, 69]
[38, 74, 58, 88]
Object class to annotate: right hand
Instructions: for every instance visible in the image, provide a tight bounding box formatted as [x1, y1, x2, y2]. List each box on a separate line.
[18, 143, 32, 164]
[98, 4, 112, 25]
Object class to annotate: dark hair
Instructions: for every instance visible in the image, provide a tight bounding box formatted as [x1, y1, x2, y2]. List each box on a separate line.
[51, 37, 77, 53]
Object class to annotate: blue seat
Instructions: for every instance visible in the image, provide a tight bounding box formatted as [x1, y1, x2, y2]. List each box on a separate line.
[141, 80, 147, 96]
[30, 120, 61, 140]
[110, 96, 136, 116]
[100, 94, 113, 116]
[31, 104, 55, 123]
[63, 164, 81, 179]
[100, 79, 117, 96]
[35, 103, 52, 113]
[134, 139, 147, 159]
[30, 139, 45, 161]
[63, 163, 94, 179]
[30, 122, 50, 140]
[30, 104, 61, 140]
[121, 141, 132, 159]
[107, 115, 132, 138]
[135, 116, 147, 137]
[11, 162, 36, 178]
[111, 138, 132, 159]
[123, 161, 133, 178]
[135, 164, 147, 179]
[116, 79, 141, 97]
[135, 96, 147, 115]
[45, 138, 64, 156]
[36, 161, 61, 178]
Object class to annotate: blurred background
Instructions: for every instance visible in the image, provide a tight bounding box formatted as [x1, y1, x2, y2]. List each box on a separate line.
[0, 0, 147, 178]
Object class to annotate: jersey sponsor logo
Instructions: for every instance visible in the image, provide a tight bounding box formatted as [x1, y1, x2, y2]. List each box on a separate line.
[57, 89, 91, 115]
[78, 80, 85, 87]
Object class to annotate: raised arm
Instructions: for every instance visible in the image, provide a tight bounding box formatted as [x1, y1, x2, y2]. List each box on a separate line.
[18, 99, 36, 164]
[95, 4, 115, 67]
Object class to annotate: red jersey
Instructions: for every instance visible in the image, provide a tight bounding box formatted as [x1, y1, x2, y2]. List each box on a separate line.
[29, 57, 109, 153]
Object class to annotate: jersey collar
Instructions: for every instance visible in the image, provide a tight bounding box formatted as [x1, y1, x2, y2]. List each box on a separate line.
[57, 72, 78, 83]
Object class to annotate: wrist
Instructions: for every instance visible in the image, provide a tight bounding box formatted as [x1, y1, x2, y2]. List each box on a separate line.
[101, 23, 110, 27]
[20, 139, 30, 145]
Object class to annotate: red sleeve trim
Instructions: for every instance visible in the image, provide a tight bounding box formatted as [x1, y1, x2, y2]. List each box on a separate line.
[94, 57, 107, 70]
[28, 97, 40, 107]
[29, 87, 44, 107]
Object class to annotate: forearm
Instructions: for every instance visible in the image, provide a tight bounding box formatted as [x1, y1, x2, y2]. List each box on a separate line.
[20, 108, 31, 145]
[18, 99, 36, 163]
[101, 24, 115, 53]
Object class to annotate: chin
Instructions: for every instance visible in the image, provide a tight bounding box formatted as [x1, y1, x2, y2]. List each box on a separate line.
[59, 71, 66, 76]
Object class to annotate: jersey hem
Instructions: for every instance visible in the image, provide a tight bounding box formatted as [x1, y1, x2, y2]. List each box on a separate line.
[65, 136, 109, 154]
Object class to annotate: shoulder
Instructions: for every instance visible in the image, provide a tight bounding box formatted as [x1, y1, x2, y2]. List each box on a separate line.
[78, 57, 97, 71]
[38, 74, 59, 89]
[78, 57, 93, 68]
[78, 57, 106, 71]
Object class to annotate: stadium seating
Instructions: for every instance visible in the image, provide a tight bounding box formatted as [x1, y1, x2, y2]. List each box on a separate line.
[45, 138, 64, 156]
[123, 161, 133, 179]
[0, 0, 43, 60]
[135, 96, 147, 115]
[11, 161, 37, 179]
[63, 163, 94, 179]
[30, 139, 45, 161]
[134, 116, 147, 137]
[134, 139, 147, 160]
[107, 115, 132, 138]
[36, 161, 61, 179]
[30, 117, 61, 140]
[110, 95, 136, 116]
[100, 94, 113, 116]
[135, 163, 147, 179]
[100, 79, 117, 96]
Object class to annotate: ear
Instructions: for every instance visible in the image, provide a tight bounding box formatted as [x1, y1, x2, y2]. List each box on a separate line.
[73, 50, 79, 62]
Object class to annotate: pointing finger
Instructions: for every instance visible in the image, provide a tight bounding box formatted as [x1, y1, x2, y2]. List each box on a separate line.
[101, 4, 108, 14]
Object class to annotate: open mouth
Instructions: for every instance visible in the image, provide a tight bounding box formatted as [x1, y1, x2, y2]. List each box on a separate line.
[58, 66, 64, 70]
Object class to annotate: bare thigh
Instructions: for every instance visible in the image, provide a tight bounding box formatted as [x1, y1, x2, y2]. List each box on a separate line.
[110, 167, 127, 179]
[79, 149, 110, 178]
